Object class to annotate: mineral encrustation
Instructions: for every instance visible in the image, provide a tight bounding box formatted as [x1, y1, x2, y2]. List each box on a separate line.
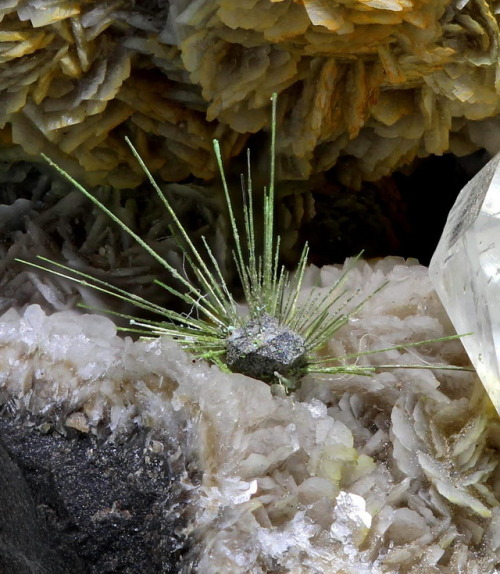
[1, 0, 500, 188]
[0, 259, 498, 572]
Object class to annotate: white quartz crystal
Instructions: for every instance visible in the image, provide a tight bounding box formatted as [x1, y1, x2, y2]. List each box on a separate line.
[430, 152, 500, 415]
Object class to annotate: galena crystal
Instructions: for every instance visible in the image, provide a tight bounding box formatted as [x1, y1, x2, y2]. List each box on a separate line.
[429, 152, 500, 415]
[226, 314, 307, 381]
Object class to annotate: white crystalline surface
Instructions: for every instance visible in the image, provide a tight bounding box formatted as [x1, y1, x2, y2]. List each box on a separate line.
[0, 258, 499, 573]
[430, 153, 500, 414]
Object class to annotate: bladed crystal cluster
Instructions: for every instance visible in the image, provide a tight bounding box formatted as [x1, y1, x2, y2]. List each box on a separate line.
[1, 0, 500, 189]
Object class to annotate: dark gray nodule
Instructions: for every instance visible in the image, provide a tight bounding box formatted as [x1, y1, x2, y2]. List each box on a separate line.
[226, 313, 307, 381]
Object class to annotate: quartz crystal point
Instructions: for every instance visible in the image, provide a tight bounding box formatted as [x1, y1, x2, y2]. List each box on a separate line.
[429, 152, 500, 415]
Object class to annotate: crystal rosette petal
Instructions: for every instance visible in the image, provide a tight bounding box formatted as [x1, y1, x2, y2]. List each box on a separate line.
[430, 153, 500, 415]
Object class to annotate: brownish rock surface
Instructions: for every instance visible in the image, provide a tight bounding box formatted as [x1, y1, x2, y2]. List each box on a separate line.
[1, 0, 499, 188]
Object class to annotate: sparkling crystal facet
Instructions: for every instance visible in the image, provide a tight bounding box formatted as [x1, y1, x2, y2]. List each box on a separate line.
[430, 152, 500, 414]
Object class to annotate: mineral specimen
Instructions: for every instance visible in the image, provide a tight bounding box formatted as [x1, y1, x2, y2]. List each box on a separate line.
[1, 259, 498, 572]
[430, 151, 500, 415]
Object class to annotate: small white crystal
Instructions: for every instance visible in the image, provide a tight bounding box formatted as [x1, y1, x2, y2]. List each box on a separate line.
[330, 491, 372, 547]
[430, 152, 500, 415]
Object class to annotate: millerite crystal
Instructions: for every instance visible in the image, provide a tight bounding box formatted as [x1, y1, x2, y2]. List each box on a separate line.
[18, 94, 468, 391]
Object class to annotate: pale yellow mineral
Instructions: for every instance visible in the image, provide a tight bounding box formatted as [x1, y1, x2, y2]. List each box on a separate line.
[0, 0, 499, 187]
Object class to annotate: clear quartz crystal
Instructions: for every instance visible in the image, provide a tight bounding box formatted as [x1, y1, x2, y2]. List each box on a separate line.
[429, 152, 500, 415]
